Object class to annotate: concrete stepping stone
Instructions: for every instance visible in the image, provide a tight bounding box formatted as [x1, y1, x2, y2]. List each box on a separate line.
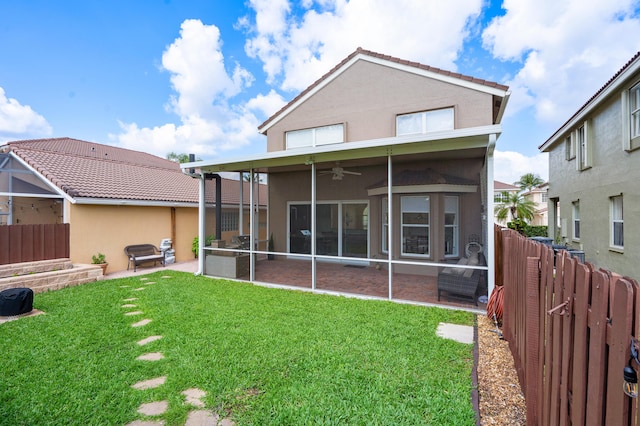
[184, 410, 219, 426]
[125, 311, 143, 316]
[124, 298, 138, 302]
[125, 420, 165, 426]
[136, 352, 165, 361]
[182, 388, 206, 408]
[144, 282, 156, 285]
[131, 376, 167, 390]
[133, 287, 146, 291]
[122, 304, 137, 308]
[140, 277, 149, 281]
[218, 418, 235, 426]
[137, 400, 168, 416]
[137, 335, 163, 346]
[132, 319, 152, 328]
[161, 276, 172, 279]
[120, 285, 131, 288]
[436, 322, 474, 344]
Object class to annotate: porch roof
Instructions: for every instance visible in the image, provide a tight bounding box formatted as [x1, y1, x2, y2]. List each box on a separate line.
[182, 124, 502, 175]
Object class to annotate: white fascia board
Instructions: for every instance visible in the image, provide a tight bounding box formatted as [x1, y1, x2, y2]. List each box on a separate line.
[259, 53, 509, 133]
[8, 152, 74, 203]
[183, 124, 503, 173]
[72, 198, 198, 207]
[540, 55, 640, 152]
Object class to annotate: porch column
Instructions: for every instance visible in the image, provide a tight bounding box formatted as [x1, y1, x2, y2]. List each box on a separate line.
[239, 172, 244, 236]
[197, 174, 206, 275]
[249, 168, 255, 281]
[311, 162, 317, 290]
[486, 134, 497, 297]
[387, 154, 393, 300]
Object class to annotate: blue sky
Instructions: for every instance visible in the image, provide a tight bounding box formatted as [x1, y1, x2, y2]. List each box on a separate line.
[1, 0, 639, 184]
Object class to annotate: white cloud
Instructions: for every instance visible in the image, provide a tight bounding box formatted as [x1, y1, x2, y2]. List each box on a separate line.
[111, 19, 260, 159]
[494, 150, 548, 185]
[483, 0, 640, 123]
[0, 87, 52, 141]
[241, 0, 484, 92]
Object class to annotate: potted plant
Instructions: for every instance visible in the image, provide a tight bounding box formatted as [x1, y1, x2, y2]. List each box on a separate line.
[267, 233, 275, 260]
[92, 252, 108, 275]
[192, 235, 216, 258]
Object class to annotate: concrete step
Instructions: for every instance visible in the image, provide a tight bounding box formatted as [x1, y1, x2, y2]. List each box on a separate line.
[0, 258, 73, 279]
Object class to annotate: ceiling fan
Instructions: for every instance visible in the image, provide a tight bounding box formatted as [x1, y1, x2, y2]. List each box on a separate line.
[318, 162, 362, 180]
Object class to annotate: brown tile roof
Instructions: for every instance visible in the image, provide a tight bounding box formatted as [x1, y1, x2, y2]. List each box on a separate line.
[494, 180, 519, 191]
[259, 47, 510, 133]
[5, 137, 266, 205]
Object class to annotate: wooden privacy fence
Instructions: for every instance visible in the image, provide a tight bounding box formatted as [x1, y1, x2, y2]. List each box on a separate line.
[0, 224, 70, 265]
[496, 225, 640, 425]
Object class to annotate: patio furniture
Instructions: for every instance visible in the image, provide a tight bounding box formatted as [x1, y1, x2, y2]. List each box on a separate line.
[124, 244, 166, 272]
[437, 252, 486, 306]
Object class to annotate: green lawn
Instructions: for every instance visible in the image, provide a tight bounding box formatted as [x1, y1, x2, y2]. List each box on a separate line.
[0, 272, 476, 425]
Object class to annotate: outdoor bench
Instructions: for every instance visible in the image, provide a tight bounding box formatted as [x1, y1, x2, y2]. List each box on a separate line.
[124, 244, 166, 272]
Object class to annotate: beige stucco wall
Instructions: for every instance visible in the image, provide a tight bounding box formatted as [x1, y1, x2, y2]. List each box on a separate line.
[547, 82, 640, 280]
[68, 203, 198, 272]
[266, 60, 495, 151]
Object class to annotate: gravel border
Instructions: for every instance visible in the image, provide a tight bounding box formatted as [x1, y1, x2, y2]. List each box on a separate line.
[477, 315, 526, 425]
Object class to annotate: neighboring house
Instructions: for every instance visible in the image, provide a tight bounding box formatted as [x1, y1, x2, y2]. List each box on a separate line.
[494, 180, 548, 227]
[493, 180, 519, 226]
[0, 138, 266, 272]
[539, 51, 640, 279]
[522, 182, 548, 226]
[183, 48, 510, 303]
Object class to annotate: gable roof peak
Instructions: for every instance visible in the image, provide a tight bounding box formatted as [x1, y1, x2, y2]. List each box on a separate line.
[258, 48, 509, 134]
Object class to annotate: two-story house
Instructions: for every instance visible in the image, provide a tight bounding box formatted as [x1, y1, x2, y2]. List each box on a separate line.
[539, 51, 640, 279]
[493, 180, 520, 226]
[185, 48, 510, 307]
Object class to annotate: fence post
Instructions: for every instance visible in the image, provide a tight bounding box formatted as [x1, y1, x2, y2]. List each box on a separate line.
[526, 255, 541, 425]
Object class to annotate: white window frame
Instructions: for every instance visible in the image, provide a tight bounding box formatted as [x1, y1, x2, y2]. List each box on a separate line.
[444, 196, 459, 258]
[610, 195, 624, 250]
[396, 107, 454, 136]
[285, 123, 344, 150]
[565, 133, 575, 160]
[572, 201, 580, 241]
[623, 82, 640, 152]
[576, 122, 592, 170]
[381, 197, 388, 253]
[400, 196, 430, 257]
[221, 211, 239, 232]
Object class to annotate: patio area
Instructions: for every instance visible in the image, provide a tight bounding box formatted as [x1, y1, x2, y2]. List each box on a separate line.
[237, 258, 484, 311]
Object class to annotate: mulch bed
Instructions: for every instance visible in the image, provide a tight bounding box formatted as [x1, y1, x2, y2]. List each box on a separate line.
[477, 315, 526, 425]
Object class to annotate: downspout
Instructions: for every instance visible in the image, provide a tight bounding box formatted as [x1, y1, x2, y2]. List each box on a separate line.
[486, 135, 497, 299]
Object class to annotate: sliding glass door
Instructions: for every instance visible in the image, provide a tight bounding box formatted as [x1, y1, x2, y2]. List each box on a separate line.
[289, 201, 369, 259]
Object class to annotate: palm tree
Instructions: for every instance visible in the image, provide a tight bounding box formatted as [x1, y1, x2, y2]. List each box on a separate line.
[514, 173, 544, 193]
[166, 152, 200, 163]
[495, 191, 536, 223]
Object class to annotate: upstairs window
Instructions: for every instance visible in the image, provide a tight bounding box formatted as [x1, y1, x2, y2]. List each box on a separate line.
[631, 83, 640, 139]
[286, 123, 344, 149]
[576, 122, 592, 170]
[565, 134, 575, 160]
[624, 82, 640, 151]
[611, 195, 624, 249]
[396, 107, 454, 136]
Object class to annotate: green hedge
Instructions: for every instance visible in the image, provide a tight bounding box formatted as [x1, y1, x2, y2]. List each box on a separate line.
[507, 220, 548, 237]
